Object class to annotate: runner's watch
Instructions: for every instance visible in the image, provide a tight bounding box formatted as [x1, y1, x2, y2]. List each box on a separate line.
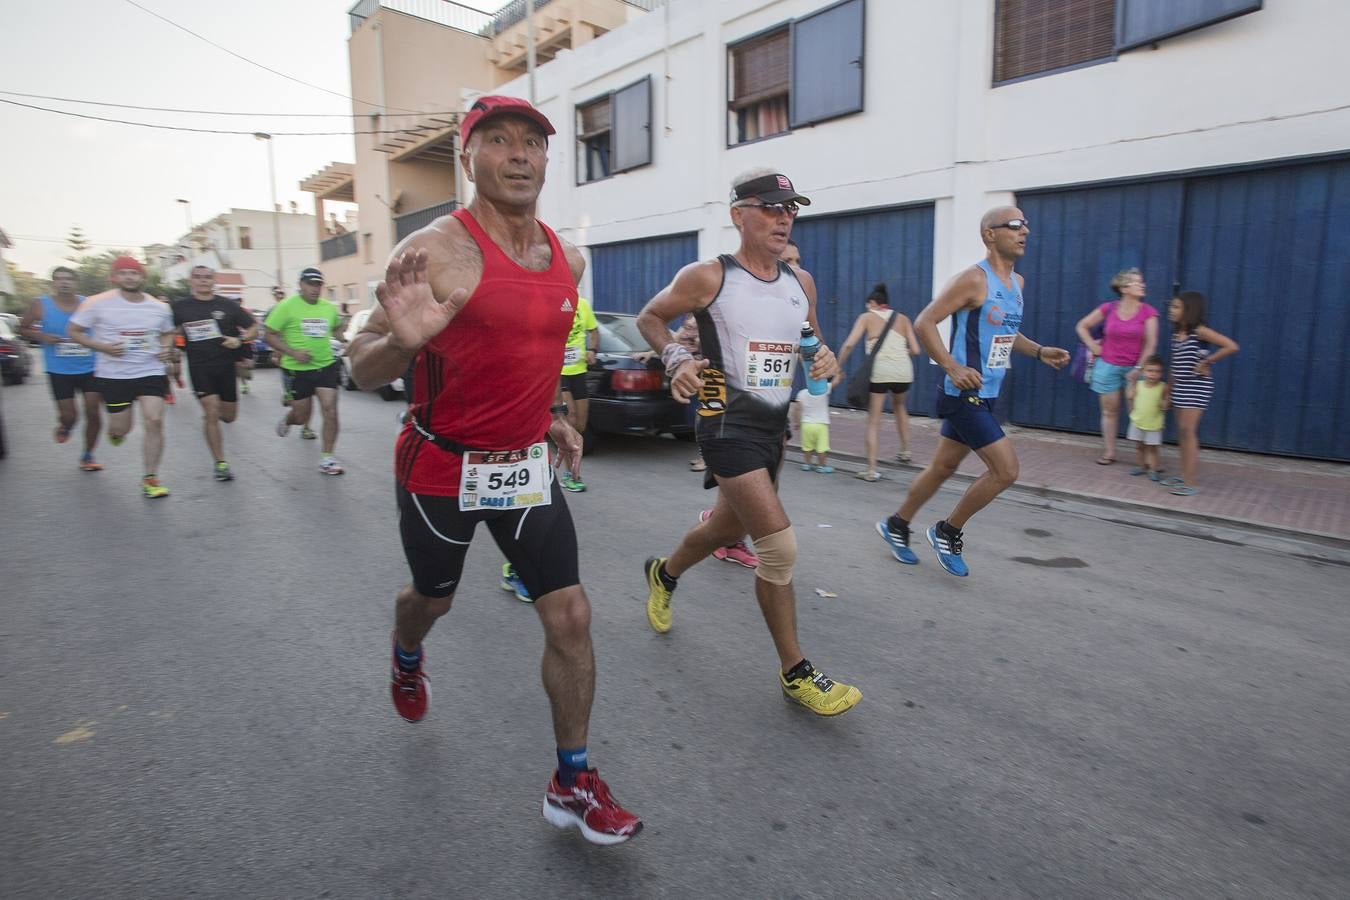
[549, 403, 569, 416]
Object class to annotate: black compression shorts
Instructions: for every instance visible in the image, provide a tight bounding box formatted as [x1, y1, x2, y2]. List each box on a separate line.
[396, 478, 579, 600]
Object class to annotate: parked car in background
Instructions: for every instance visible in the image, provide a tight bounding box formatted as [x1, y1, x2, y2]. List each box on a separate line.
[250, 312, 277, 368]
[0, 317, 33, 385]
[583, 312, 692, 449]
[339, 308, 403, 400]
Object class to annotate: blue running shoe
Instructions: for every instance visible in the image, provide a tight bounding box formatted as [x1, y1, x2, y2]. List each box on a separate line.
[875, 520, 918, 565]
[500, 563, 533, 603]
[926, 523, 969, 577]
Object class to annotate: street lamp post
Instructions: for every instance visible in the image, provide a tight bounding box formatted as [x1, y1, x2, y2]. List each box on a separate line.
[254, 132, 284, 293]
[176, 198, 193, 253]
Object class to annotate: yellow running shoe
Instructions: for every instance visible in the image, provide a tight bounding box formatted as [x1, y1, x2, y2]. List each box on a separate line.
[141, 476, 170, 499]
[779, 661, 861, 717]
[644, 557, 674, 634]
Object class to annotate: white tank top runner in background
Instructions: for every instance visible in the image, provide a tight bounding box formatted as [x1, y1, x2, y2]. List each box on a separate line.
[694, 255, 810, 440]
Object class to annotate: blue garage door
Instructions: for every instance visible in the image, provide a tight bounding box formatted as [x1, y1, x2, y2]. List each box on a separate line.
[589, 232, 699, 315]
[792, 204, 937, 413]
[1178, 161, 1350, 460]
[1011, 181, 1184, 433]
[1012, 156, 1350, 461]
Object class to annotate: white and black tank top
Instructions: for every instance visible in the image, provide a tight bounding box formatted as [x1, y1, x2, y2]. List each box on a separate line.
[694, 255, 809, 440]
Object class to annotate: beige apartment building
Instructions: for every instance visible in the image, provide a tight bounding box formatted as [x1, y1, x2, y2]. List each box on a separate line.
[301, 0, 657, 307]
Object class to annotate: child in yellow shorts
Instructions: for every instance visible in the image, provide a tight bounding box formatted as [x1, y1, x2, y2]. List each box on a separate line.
[792, 386, 834, 474]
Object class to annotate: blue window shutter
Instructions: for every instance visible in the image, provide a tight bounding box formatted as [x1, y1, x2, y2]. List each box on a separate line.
[790, 0, 864, 129]
[1117, 0, 1262, 51]
[612, 77, 652, 173]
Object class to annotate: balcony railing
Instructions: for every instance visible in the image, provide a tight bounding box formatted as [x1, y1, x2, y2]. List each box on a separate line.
[486, 0, 666, 36]
[394, 200, 459, 243]
[349, 0, 492, 36]
[320, 231, 358, 262]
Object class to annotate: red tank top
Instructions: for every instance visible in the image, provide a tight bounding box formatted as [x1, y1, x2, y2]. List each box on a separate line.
[395, 208, 577, 495]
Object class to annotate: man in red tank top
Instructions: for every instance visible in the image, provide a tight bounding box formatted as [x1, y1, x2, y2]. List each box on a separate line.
[347, 96, 641, 845]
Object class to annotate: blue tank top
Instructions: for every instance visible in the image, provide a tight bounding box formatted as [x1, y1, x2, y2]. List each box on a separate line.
[943, 260, 1024, 399]
[39, 295, 96, 375]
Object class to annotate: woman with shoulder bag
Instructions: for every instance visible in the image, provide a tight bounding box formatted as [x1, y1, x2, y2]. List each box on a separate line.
[1074, 268, 1159, 465]
[835, 283, 920, 481]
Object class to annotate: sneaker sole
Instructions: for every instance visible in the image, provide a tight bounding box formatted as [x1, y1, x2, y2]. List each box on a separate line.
[542, 797, 641, 845]
[718, 553, 758, 569]
[926, 529, 969, 577]
[874, 521, 919, 565]
[780, 686, 863, 717]
[499, 581, 534, 604]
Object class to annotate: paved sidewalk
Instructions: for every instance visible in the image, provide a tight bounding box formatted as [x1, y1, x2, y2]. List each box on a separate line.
[790, 407, 1350, 543]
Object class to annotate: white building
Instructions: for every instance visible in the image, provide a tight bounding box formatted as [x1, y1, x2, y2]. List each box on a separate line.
[154, 208, 320, 312]
[481, 0, 1349, 461]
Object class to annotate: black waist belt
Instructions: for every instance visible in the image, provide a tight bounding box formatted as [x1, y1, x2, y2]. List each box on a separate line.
[408, 415, 483, 456]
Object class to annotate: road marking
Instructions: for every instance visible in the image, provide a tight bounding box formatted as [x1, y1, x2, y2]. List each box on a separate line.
[55, 721, 96, 745]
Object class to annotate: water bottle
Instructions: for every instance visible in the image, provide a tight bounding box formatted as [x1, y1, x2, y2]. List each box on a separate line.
[799, 323, 830, 396]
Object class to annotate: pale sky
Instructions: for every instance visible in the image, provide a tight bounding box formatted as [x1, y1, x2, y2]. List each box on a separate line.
[1, 0, 503, 278]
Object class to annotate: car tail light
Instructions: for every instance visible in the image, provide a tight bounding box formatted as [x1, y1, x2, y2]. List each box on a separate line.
[611, 369, 663, 392]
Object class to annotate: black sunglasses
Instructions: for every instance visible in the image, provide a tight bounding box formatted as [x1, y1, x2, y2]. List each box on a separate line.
[991, 218, 1029, 231]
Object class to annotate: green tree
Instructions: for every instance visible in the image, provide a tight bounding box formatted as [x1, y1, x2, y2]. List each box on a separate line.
[3, 260, 49, 313]
[66, 225, 91, 262]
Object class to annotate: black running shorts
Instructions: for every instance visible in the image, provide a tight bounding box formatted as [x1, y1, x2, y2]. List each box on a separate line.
[49, 371, 99, 402]
[99, 375, 168, 411]
[560, 372, 589, 402]
[283, 361, 341, 401]
[189, 361, 238, 403]
[396, 478, 580, 600]
[698, 435, 783, 490]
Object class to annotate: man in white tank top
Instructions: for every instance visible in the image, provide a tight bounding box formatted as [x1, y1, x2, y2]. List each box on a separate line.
[635, 169, 862, 718]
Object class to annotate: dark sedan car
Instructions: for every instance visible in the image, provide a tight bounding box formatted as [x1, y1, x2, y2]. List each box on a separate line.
[0, 317, 33, 385]
[582, 313, 693, 448]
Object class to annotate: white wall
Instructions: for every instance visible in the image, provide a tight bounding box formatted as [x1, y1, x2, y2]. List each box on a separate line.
[167, 208, 318, 310]
[494, 0, 1350, 299]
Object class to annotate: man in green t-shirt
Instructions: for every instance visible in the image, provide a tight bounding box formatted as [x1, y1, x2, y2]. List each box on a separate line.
[558, 296, 598, 492]
[264, 267, 346, 475]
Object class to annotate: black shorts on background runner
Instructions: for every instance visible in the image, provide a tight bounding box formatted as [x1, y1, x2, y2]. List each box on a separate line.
[396, 478, 579, 599]
[49, 372, 99, 401]
[283, 362, 341, 401]
[189, 361, 238, 403]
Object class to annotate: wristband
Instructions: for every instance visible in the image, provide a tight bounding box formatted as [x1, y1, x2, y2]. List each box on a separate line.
[661, 343, 694, 378]
[549, 403, 569, 416]
[1036, 346, 1044, 361]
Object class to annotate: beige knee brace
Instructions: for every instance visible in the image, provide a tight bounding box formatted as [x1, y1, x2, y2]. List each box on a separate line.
[752, 527, 797, 586]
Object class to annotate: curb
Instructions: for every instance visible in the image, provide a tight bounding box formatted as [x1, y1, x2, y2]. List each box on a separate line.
[787, 444, 1350, 562]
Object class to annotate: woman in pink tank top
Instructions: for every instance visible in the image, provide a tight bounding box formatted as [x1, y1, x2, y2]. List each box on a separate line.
[1074, 268, 1159, 465]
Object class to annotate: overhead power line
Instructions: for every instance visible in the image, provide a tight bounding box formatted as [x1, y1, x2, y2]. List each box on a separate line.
[0, 97, 448, 137]
[0, 90, 460, 119]
[121, 0, 423, 115]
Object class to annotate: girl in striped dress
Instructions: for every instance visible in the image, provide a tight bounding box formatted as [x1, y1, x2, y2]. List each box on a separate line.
[1165, 291, 1239, 496]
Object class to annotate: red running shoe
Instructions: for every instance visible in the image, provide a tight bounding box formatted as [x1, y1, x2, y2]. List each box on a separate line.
[389, 639, 430, 722]
[543, 769, 643, 845]
[697, 510, 760, 568]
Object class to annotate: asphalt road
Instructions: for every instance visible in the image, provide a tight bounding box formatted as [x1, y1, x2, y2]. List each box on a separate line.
[2, 370, 1347, 899]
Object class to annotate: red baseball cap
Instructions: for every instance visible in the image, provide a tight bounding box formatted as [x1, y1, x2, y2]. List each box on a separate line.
[460, 95, 555, 146]
[110, 256, 145, 273]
